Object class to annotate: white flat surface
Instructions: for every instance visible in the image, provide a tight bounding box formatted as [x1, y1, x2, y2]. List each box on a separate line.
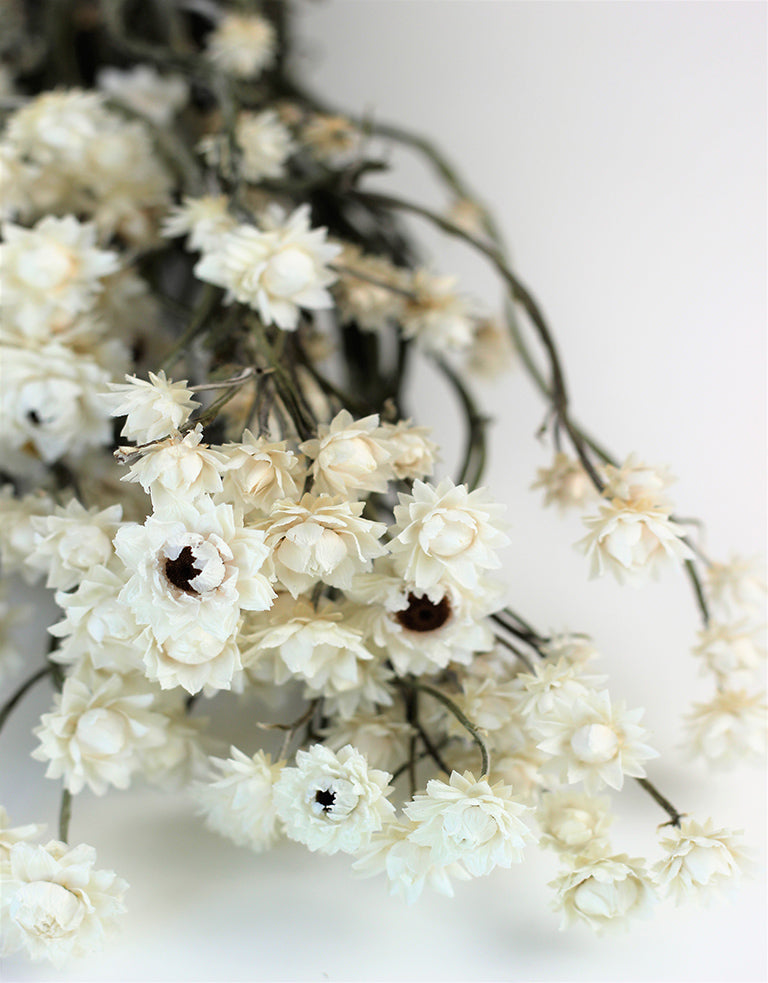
[2, 2, 766, 981]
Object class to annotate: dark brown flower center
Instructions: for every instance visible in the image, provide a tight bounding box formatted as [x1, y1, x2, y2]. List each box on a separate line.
[164, 546, 202, 595]
[314, 788, 336, 812]
[395, 592, 451, 633]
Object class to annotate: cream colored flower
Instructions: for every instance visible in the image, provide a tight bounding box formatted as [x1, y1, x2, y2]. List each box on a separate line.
[692, 621, 766, 684]
[220, 431, 306, 514]
[32, 665, 168, 795]
[601, 453, 674, 508]
[103, 370, 199, 443]
[401, 270, 476, 352]
[388, 478, 509, 592]
[551, 853, 656, 932]
[192, 747, 285, 852]
[704, 554, 767, 621]
[332, 243, 408, 332]
[0, 808, 45, 862]
[161, 195, 238, 253]
[274, 744, 395, 855]
[652, 818, 747, 903]
[536, 791, 614, 856]
[114, 498, 274, 693]
[125, 426, 228, 507]
[195, 205, 341, 330]
[257, 493, 387, 597]
[321, 711, 414, 772]
[204, 13, 276, 79]
[405, 770, 535, 876]
[0, 215, 119, 342]
[532, 452, 597, 513]
[578, 501, 693, 586]
[96, 64, 187, 126]
[236, 109, 295, 182]
[301, 114, 362, 167]
[0, 487, 54, 582]
[27, 500, 122, 591]
[300, 409, 393, 497]
[535, 689, 657, 792]
[0, 839, 127, 966]
[465, 316, 516, 379]
[352, 819, 471, 903]
[380, 420, 438, 481]
[685, 689, 767, 768]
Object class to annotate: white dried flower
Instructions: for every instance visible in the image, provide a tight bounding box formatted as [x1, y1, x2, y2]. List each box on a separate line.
[236, 109, 295, 182]
[257, 493, 387, 597]
[404, 770, 534, 876]
[26, 500, 122, 591]
[465, 316, 516, 379]
[310, 651, 396, 721]
[1, 343, 114, 467]
[578, 501, 694, 586]
[704, 555, 767, 621]
[241, 594, 373, 695]
[301, 114, 362, 167]
[192, 747, 284, 852]
[114, 498, 274, 693]
[274, 744, 395, 855]
[96, 64, 188, 126]
[601, 453, 674, 508]
[195, 205, 341, 330]
[352, 819, 471, 904]
[685, 689, 767, 768]
[125, 425, 228, 506]
[161, 195, 238, 253]
[220, 431, 306, 514]
[551, 853, 656, 932]
[532, 452, 597, 513]
[513, 657, 607, 722]
[332, 243, 408, 332]
[536, 791, 614, 855]
[652, 818, 748, 903]
[0, 839, 127, 966]
[0, 215, 119, 342]
[401, 270, 476, 352]
[0, 487, 54, 582]
[48, 564, 143, 675]
[299, 409, 393, 497]
[204, 13, 276, 79]
[692, 621, 766, 684]
[539, 633, 601, 669]
[0, 808, 46, 861]
[103, 370, 199, 443]
[380, 419, 438, 481]
[31, 665, 168, 795]
[388, 478, 509, 592]
[535, 689, 658, 792]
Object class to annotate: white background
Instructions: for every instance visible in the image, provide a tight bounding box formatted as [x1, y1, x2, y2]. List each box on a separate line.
[2, 2, 766, 981]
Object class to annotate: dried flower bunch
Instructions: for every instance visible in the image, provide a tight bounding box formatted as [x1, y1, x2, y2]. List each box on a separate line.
[0, 0, 764, 967]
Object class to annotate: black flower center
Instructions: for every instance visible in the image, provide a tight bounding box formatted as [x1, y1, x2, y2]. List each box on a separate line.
[395, 592, 452, 633]
[314, 788, 336, 812]
[164, 546, 202, 595]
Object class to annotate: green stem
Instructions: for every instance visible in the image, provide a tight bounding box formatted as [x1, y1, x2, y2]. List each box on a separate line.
[405, 680, 490, 777]
[0, 666, 52, 735]
[635, 777, 684, 828]
[433, 357, 488, 490]
[684, 559, 711, 627]
[58, 788, 72, 843]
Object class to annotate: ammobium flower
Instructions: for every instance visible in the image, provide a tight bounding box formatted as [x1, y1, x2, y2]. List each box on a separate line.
[204, 12, 277, 79]
[96, 64, 188, 127]
[125, 426, 228, 507]
[535, 689, 658, 792]
[532, 451, 597, 513]
[235, 109, 295, 182]
[388, 478, 509, 592]
[691, 621, 766, 684]
[404, 771, 534, 877]
[332, 243, 408, 332]
[0, 808, 46, 861]
[352, 819, 471, 904]
[0, 840, 127, 966]
[685, 689, 767, 768]
[380, 420, 438, 481]
[220, 431, 306, 514]
[601, 453, 674, 508]
[103, 370, 199, 443]
[194, 204, 341, 330]
[31, 665, 169, 795]
[192, 748, 285, 852]
[273, 744, 395, 855]
[114, 497, 274, 693]
[578, 500, 693, 586]
[536, 791, 614, 856]
[652, 818, 748, 903]
[551, 853, 656, 932]
[26, 500, 122, 591]
[161, 195, 238, 253]
[257, 493, 387, 597]
[400, 269, 476, 352]
[299, 409, 394, 497]
[0, 215, 120, 341]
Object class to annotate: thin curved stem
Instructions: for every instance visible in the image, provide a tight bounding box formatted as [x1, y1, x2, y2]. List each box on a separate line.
[0, 666, 52, 736]
[433, 357, 488, 490]
[405, 680, 490, 777]
[59, 788, 72, 843]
